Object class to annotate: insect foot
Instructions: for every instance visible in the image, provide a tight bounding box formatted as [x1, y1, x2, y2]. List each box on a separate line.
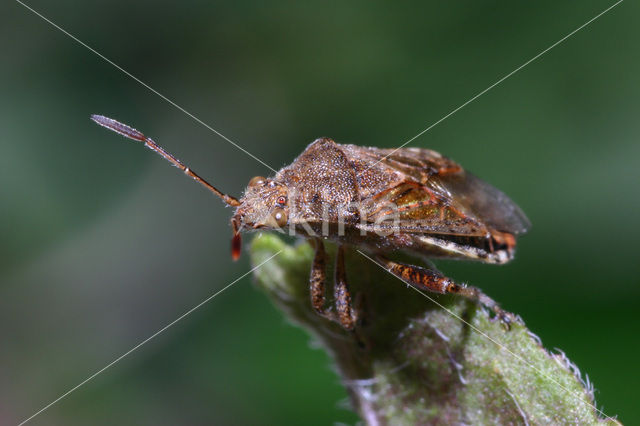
[490, 307, 516, 331]
[471, 290, 523, 331]
[452, 284, 520, 331]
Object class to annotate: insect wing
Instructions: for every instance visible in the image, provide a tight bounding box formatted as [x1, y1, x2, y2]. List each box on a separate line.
[363, 181, 488, 236]
[359, 147, 530, 236]
[438, 171, 531, 235]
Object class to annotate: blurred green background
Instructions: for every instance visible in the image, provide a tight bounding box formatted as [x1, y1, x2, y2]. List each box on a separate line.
[2, 1, 638, 424]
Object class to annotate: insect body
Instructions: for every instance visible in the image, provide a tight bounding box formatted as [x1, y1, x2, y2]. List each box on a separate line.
[92, 115, 530, 330]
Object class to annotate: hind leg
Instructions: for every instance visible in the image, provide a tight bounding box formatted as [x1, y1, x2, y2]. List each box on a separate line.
[376, 255, 516, 326]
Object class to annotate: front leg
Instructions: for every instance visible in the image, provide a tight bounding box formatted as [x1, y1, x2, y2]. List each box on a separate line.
[376, 255, 516, 326]
[309, 238, 330, 318]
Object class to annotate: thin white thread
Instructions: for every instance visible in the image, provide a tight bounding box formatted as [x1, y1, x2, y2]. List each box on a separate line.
[15, 0, 278, 174]
[361, 0, 623, 175]
[356, 249, 611, 420]
[506, 389, 530, 426]
[18, 250, 282, 425]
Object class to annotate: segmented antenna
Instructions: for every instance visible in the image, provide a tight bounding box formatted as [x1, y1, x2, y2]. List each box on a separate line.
[91, 115, 240, 207]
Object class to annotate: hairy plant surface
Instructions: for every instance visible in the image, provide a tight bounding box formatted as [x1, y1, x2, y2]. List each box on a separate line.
[250, 234, 619, 425]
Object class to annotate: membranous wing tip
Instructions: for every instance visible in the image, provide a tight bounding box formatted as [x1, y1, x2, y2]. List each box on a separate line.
[91, 115, 146, 142]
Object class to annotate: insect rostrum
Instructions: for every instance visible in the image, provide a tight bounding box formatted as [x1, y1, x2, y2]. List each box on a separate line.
[92, 115, 530, 330]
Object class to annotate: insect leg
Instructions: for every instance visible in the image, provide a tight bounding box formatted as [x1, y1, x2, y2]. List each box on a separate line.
[334, 245, 356, 331]
[309, 238, 331, 318]
[376, 256, 516, 327]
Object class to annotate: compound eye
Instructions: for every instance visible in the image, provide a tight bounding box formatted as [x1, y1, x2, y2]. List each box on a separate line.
[248, 176, 265, 187]
[272, 207, 288, 228]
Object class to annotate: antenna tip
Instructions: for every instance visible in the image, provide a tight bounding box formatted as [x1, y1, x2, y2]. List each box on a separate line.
[91, 114, 146, 142]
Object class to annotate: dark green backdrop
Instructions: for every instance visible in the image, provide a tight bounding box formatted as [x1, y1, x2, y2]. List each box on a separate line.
[2, 1, 638, 424]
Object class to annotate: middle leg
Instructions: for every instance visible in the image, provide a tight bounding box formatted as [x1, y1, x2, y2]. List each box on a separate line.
[334, 245, 356, 331]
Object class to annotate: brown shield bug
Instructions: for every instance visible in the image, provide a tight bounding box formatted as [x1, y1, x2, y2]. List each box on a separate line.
[91, 115, 530, 330]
